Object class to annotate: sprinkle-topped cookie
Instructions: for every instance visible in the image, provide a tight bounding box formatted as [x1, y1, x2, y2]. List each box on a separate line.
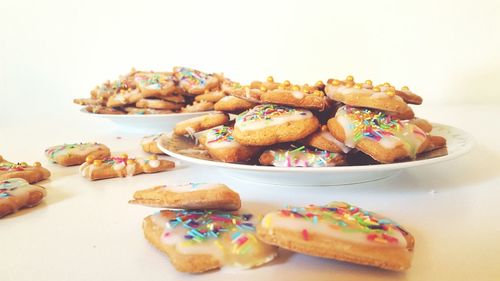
[205, 126, 237, 148]
[173, 67, 221, 95]
[235, 104, 312, 131]
[0, 156, 50, 184]
[0, 178, 47, 218]
[45, 142, 110, 166]
[259, 146, 346, 167]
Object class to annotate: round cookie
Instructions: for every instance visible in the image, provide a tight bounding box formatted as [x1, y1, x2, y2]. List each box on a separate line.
[300, 125, 351, 154]
[0, 178, 47, 218]
[194, 90, 226, 103]
[181, 101, 214, 113]
[136, 98, 184, 110]
[214, 95, 257, 113]
[257, 202, 415, 271]
[259, 146, 346, 167]
[174, 112, 229, 136]
[45, 143, 111, 166]
[134, 72, 176, 97]
[203, 126, 261, 163]
[173, 67, 222, 95]
[233, 104, 319, 146]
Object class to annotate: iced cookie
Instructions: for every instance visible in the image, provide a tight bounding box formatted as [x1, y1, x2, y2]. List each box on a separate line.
[106, 88, 144, 107]
[130, 183, 241, 210]
[85, 105, 126, 115]
[45, 143, 110, 166]
[174, 112, 229, 136]
[134, 72, 176, 97]
[173, 67, 222, 95]
[203, 126, 261, 163]
[136, 99, 184, 110]
[141, 133, 167, 154]
[214, 95, 257, 113]
[257, 202, 414, 271]
[90, 80, 116, 99]
[259, 146, 346, 167]
[143, 209, 277, 273]
[194, 90, 226, 103]
[0, 156, 50, 184]
[300, 125, 351, 154]
[0, 178, 47, 218]
[181, 101, 214, 113]
[79, 154, 175, 181]
[327, 106, 430, 163]
[234, 104, 319, 146]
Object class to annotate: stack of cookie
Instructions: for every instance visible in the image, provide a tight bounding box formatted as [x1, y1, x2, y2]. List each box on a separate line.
[74, 67, 228, 114]
[172, 75, 447, 166]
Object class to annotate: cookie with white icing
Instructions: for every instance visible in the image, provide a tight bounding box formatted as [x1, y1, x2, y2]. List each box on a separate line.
[0, 178, 47, 218]
[257, 202, 414, 271]
[259, 146, 346, 167]
[174, 112, 229, 136]
[143, 209, 277, 273]
[173, 67, 222, 95]
[141, 134, 167, 154]
[327, 106, 430, 163]
[130, 183, 241, 210]
[0, 156, 50, 184]
[214, 95, 257, 113]
[134, 72, 177, 97]
[79, 154, 174, 181]
[106, 88, 144, 107]
[203, 126, 261, 163]
[45, 143, 110, 166]
[300, 125, 352, 154]
[233, 104, 319, 146]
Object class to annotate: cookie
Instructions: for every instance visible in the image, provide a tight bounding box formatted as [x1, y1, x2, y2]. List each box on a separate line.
[257, 202, 414, 271]
[73, 97, 106, 106]
[141, 133, 167, 154]
[106, 89, 144, 107]
[90, 80, 116, 99]
[259, 146, 346, 167]
[159, 94, 186, 104]
[143, 209, 277, 273]
[203, 126, 261, 163]
[173, 67, 222, 95]
[174, 112, 229, 136]
[194, 90, 226, 103]
[180, 101, 214, 113]
[0, 156, 50, 184]
[134, 72, 176, 97]
[124, 107, 173, 115]
[79, 154, 175, 181]
[136, 99, 184, 110]
[300, 125, 352, 153]
[409, 118, 433, 133]
[233, 104, 319, 146]
[327, 106, 430, 163]
[84, 105, 125, 115]
[45, 143, 110, 166]
[129, 183, 241, 210]
[0, 178, 47, 218]
[214, 95, 257, 113]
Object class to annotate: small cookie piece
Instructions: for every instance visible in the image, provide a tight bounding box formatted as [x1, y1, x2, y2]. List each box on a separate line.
[259, 146, 346, 167]
[300, 125, 352, 153]
[125, 107, 174, 115]
[214, 95, 256, 113]
[173, 67, 221, 95]
[194, 90, 226, 103]
[327, 106, 430, 163]
[257, 202, 414, 271]
[79, 155, 175, 181]
[85, 105, 126, 115]
[143, 209, 277, 273]
[141, 133, 167, 154]
[0, 178, 47, 218]
[90, 80, 116, 99]
[233, 104, 319, 146]
[180, 101, 214, 113]
[135, 72, 176, 97]
[136, 99, 184, 110]
[203, 126, 261, 163]
[129, 183, 241, 210]
[409, 118, 433, 133]
[0, 156, 50, 184]
[174, 112, 229, 136]
[106, 89, 144, 107]
[45, 143, 110, 166]
[73, 98, 106, 106]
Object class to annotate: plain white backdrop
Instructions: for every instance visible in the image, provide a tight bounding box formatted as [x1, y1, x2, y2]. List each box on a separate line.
[1, 0, 500, 117]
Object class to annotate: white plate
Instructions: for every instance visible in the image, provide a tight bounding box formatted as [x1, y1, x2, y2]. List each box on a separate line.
[157, 124, 473, 186]
[80, 108, 215, 134]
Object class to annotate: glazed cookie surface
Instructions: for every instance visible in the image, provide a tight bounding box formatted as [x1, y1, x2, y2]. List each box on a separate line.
[0, 156, 50, 184]
[45, 143, 110, 166]
[259, 146, 346, 167]
[134, 72, 176, 97]
[257, 202, 414, 271]
[106, 88, 144, 107]
[173, 67, 221, 95]
[0, 178, 47, 218]
[203, 126, 261, 163]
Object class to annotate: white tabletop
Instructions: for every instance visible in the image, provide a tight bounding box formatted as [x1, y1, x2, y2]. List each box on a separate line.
[1, 105, 499, 281]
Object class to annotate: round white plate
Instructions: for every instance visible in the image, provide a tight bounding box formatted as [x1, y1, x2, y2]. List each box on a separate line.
[157, 124, 473, 186]
[80, 108, 215, 134]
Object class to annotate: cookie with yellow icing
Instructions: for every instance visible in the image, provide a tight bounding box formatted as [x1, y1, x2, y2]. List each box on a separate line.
[203, 126, 261, 163]
[173, 67, 222, 95]
[214, 95, 257, 113]
[0, 178, 47, 218]
[174, 112, 229, 136]
[130, 183, 241, 210]
[233, 104, 319, 146]
[79, 154, 174, 181]
[257, 202, 414, 271]
[259, 146, 346, 167]
[327, 106, 430, 163]
[143, 209, 277, 273]
[45, 143, 110, 166]
[0, 156, 50, 184]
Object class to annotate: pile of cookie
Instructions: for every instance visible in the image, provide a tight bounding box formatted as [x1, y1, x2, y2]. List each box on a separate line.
[130, 183, 414, 273]
[74, 67, 228, 114]
[172, 75, 448, 166]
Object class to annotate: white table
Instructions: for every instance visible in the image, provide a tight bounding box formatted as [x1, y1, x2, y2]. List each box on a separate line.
[1, 105, 499, 281]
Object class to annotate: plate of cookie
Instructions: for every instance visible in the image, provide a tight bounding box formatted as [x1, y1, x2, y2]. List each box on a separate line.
[155, 75, 473, 186]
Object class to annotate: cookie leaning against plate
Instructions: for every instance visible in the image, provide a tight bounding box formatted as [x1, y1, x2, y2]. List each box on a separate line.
[0, 178, 47, 218]
[45, 143, 110, 166]
[257, 202, 414, 271]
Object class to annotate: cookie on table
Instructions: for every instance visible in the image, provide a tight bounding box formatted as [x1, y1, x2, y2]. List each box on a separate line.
[124, 107, 173, 115]
[233, 104, 319, 146]
[79, 154, 174, 181]
[130, 183, 241, 210]
[173, 67, 222, 95]
[106, 88, 144, 107]
[300, 125, 352, 154]
[194, 89, 226, 103]
[0, 156, 50, 184]
[85, 105, 126, 115]
[141, 133, 167, 155]
[259, 146, 346, 167]
[134, 72, 176, 97]
[174, 112, 229, 136]
[45, 143, 110, 166]
[327, 106, 430, 163]
[203, 126, 261, 163]
[136, 99, 184, 110]
[143, 209, 277, 273]
[214, 95, 257, 113]
[180, 101, 214, 113]
[257, 202, 414, 271]
[0, 178, 47, 218]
